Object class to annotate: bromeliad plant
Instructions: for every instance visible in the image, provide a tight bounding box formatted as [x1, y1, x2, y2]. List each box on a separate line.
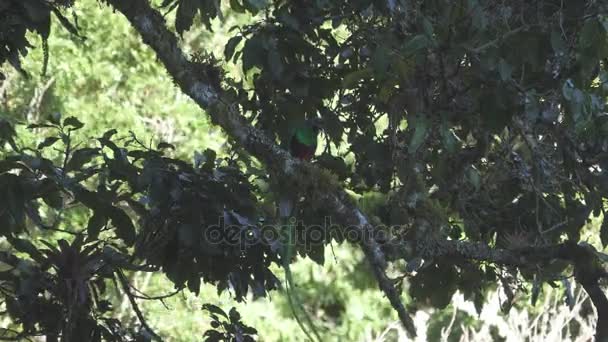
[0, 116, 277, 341]
[2, 235, 115, 341]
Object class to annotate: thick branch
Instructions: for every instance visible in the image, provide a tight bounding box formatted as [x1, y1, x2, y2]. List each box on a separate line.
[103, 0, 416, 336]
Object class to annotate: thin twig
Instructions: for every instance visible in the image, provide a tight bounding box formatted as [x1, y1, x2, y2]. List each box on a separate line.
[469, 26, 529, 54]
[116, 270, 163, 341]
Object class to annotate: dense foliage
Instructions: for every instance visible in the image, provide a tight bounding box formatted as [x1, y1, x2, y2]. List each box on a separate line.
[1, 0, 608, 341]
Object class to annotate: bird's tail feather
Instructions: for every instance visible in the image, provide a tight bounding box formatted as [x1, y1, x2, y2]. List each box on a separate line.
[278, 195, 294, 218]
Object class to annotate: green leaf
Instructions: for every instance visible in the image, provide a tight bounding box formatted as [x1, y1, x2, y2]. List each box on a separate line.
[73, 187, 104, 211]
[470, 2, 487, 29]
[161, 0, 178, 7]
[50, 7, 83, 39]
[316, 154, 348, 180]
[42, 189, 63, 209]
[440, 122, 458, 153]
[202, 304, 229, 318]
[201, 148, 216, 171]
[23, 0, 51, 38]
[402, 35, 430, 55]
[319, 107, 343, 143]
[66, 147, 100, 171]
[8, 237, 46, 264]
[0, 260, 13, 272]
[242, 35, 266, 72]
[87, 213, 107, 240]
[422, 17, 434, 39]
[498, 59, 513, 81]
[371, 46, 390, 78]
[267, 50, 284, 79]
[341, 68, 372, 89]
[245, 0, 268, 11]
[524, 92, 540, 122]
[188, 275, 201, 295]
[224, 35, 243, 61]
[408, 116, 428, 154]
[63, 116, 84, 130]
[306, 243, 325, 265]
[157, 142, 175, 150]
[562, 80, 574, 101]
[101, 129, 118, 140]
[108, 208, 136, 247]
[176, 0, 198, 35]
[228, 308, 241, 324]
[550, 30, 566, 53]
[531, 277, 541, 306]
[37, 136, 60, 149]
[578, 19, 603, 51]
[49, 112, 62, 124]
[601, 214, 608, 247]
[229, 0, 246, 13]
[0, 119, 16, 148]
[27, 123, 57, 129]
[466, 166, 481, 190]
[561, 278, 574, 309]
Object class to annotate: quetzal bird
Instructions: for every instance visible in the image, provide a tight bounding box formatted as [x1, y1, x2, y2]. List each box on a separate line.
[289, 118, 321, 160]
[278, 118, 322, 217]
[278, 117, 322, 342]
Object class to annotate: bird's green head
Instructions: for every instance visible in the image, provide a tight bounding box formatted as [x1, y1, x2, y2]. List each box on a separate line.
[293, 117, 323, 146]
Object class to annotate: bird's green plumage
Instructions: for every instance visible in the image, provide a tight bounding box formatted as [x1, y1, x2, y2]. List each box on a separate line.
[294, 125, 318, 146]
[289, 120, 320, 160]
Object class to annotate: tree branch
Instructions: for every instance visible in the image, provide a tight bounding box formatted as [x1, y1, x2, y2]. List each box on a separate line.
[103, 0, 416, 336]
[117, 270, 162, 341]
[396, 238, 608, 340]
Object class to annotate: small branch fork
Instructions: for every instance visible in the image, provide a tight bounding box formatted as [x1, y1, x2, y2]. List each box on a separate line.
[116, 270, 162, 341]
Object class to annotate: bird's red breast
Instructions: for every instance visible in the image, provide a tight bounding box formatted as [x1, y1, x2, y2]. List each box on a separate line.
[290, 136, 316, 160]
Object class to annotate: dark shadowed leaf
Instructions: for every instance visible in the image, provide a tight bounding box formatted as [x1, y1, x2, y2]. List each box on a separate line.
[245, 0, 268, 12]
[63, 116, 84, 130]
[8, 237, 46, 264]
[157, 142, 175, 150]
[202, 304, 228, 318]
[108, 208, 136, 247]
[601, 213, 608, 247]
[102, 129, 118, 140]
[408, 116, 428, 154]
[242, 35, 266, 72]
[66, 147, 100, 171]
[203, 330, 222, 342]
[176, 0, 198, 35]
[87, 213, 107, 240]
[42, 189, 63, 209]
[27, 123, 57, 129]
[37, 136, 60, 149]
[402, 34, 430, 55]
[225, 35, 243, 61]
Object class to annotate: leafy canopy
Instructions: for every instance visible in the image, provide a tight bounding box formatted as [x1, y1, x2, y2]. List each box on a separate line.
[1, 0, 608, 340]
